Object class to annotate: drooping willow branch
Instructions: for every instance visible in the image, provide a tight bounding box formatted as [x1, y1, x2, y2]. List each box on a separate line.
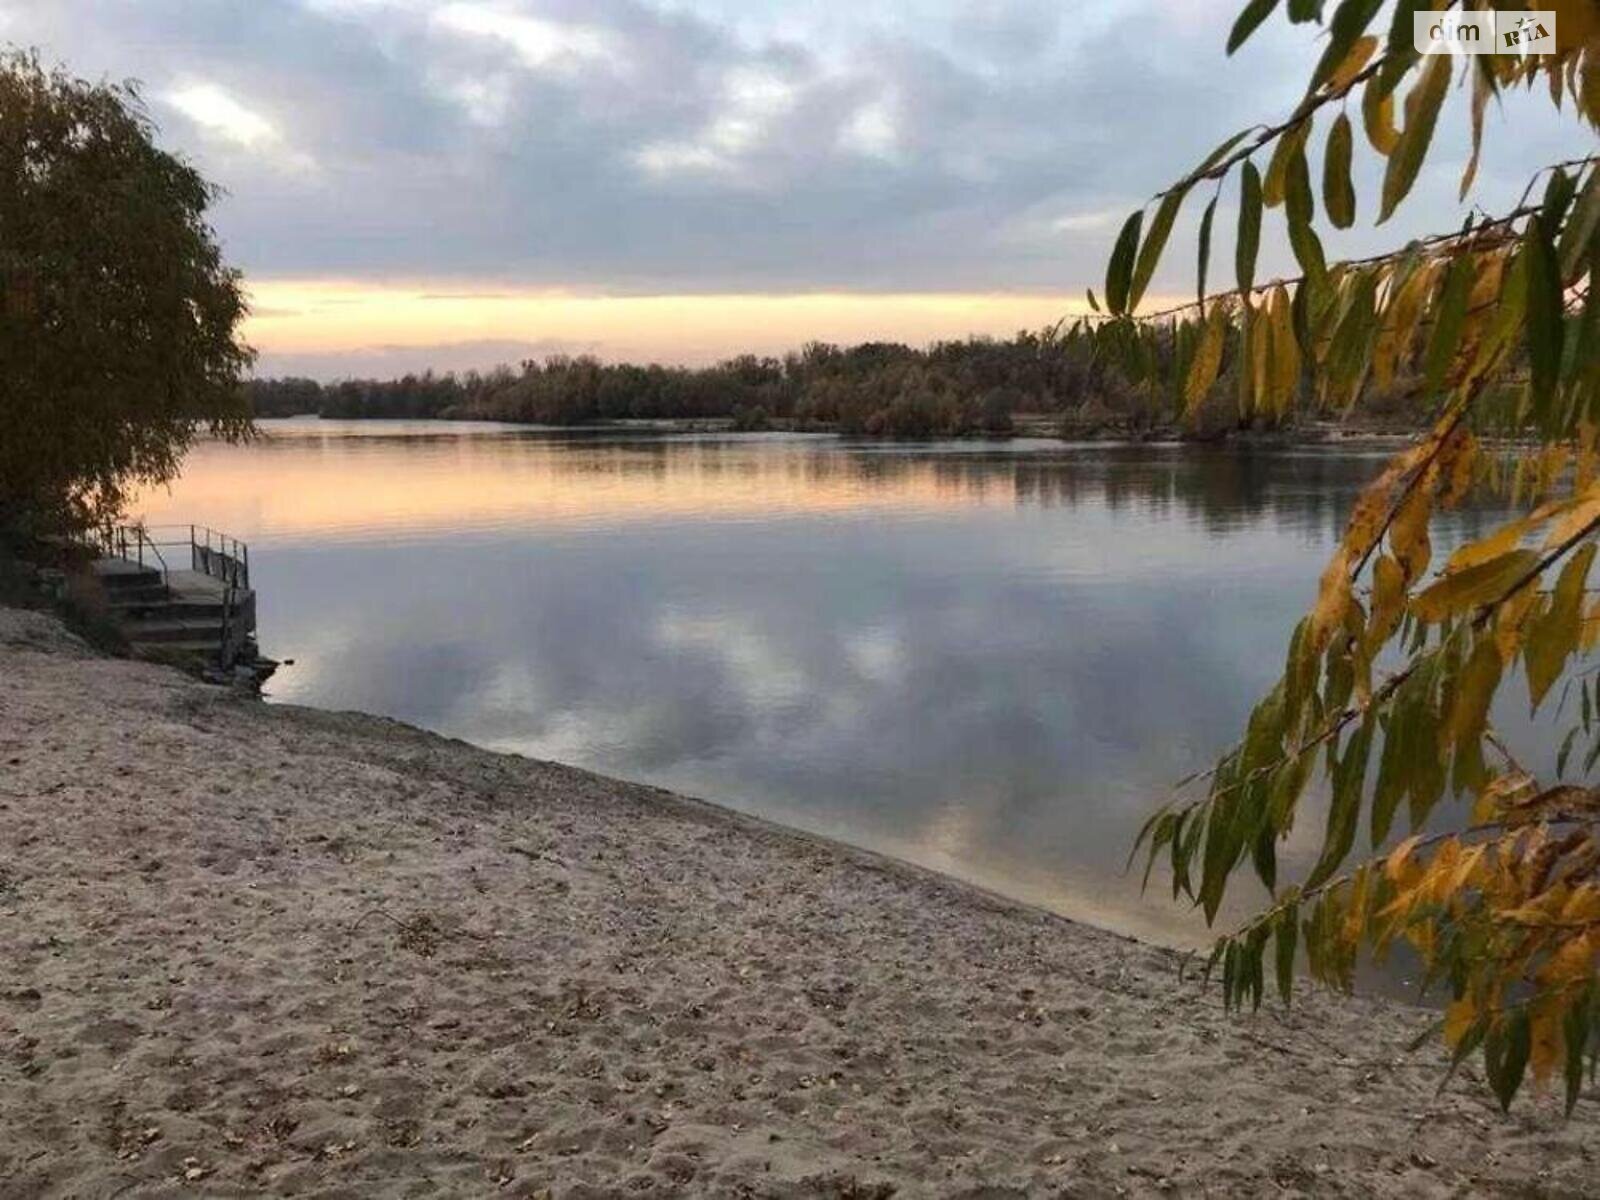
[1136, 498, 1600, 894]
[1081, 158, 1595, 331]
[1151, 53, 1388, 204]
[1207, 810, 1600, 971]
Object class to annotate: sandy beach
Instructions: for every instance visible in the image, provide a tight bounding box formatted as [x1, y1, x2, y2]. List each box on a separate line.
[1, 606, 1598, 1198]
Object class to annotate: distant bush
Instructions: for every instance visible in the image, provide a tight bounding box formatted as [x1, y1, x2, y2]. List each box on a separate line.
[243, 330, 1174, 438]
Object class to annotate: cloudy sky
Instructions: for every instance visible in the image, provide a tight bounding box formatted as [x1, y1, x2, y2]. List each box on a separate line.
[3, 0, 1586, 376]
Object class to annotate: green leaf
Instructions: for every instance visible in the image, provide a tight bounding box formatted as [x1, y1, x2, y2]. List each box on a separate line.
[1228, 0, 1281, 54]
[1288, 0, 1322, 22]
[1304, 714, 1374, 891]
[1252, 823, 1277, 892]
[1285, 136, 1315, 229]
[1086, 287, 1101, 313]
[1275, 903, 1299, 1005]
[1323, 113, 1356, 229]
[1371, 671, 1427, 845]
[1465, 247, 1527, 383]
[1267, 752, 1311, 833]
[1105, 209, 1144, 316]
[1288, 215, 1328, 289]
[1327, 270, 1377, 392]
[1422, 252, 1473, 396]
[1308, 0, 1384, 95]
[1525, 213, 1566, 416]
[1448, 631, 1502, 796]
[1263, 120, 1311, 208]
[1291, 276, 1311, 355]
[1558, 165, 1600, 283]
[1564, 988, 1592, 1116]
[1543, 167, 1578, 231]
[1139, 811, 1178, 890]
[1487, 1010, 1532, 1112]
[1237, 162, 1263, 295]
[1380, 53, 1451, 223]
[1558, 727, 1580, 778]
[1197, 193, 1219, 311]
[1194, 128, 1256, 179]
[1247, 928, 1266, 1011]
[1379, 0, 1424, 95]
[1526, 543, 1596, 710]
[1130, 186, 1188, 313]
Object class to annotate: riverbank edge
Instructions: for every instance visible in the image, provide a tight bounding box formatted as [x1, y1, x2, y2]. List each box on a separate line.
[4, 603, 1599, 1197]
[254, 410, 1424, 445]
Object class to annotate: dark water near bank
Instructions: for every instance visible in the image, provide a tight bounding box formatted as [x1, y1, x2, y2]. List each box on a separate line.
[137, 419, 1526, 948]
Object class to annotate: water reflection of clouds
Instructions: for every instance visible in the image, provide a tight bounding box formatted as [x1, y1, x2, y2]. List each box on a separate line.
[142, 429, 1523, 948]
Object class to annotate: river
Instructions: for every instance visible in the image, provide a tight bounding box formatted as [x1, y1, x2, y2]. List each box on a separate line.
[134, 419, 1526, 948]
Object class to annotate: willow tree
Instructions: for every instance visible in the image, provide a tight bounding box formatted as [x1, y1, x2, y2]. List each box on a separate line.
[1081, 3, 1600, 1110]
[0, 52, 253, 538]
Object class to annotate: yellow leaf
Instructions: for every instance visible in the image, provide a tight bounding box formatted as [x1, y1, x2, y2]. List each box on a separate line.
[1386, 833, 1423, 881]
[1310, 552, 1355, 646]
[1460, 62, 1492, 199]
[1438, 431, 1478, 509]
[1474, 771, 1537, 824]
[1444, 996, 1476, 1048]
[1405, 917, 1436, 962]
[1446, 518, 1531, 574]
[1582, 596, 1600, 652]
[1543, 934, 1598, 992]
[1576, 424, 1597, 492]
[1530, 1001, 1564, 1086]
[1361, 75, 1399, 156]
[1389, 476, 1433, 583]
[1419, 839, 1462, 906]
[1553, 0, 1597, 52]
[1495, 583, 1541, 664]
[1526, 543, 1596, 708]
[1185, 303, 1227, 415]
[1561, 884, 1600, 924]
[1450, 844, 1487, 896]
[1269, 285, 1298, 416]
[1342, 868, 1371, 944]
[1262, 121, 1310, 209]
[1366, 553, 1406, 654]
[1376, 262, 1436, 389]
[1341, 442, 1428, 565]
[1329, 35, 1379, 93]
[1251, 306, 1272, 415]
[1446, 637, 1503, 764]
[1543, 483, 1600, 550]
[1411, 549, 1540, 623]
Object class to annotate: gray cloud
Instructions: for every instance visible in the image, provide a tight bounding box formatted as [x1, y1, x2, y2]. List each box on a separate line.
[3, 0, 1588, 298]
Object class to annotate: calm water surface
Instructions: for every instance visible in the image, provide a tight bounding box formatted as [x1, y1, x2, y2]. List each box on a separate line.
[134, 419, 1524, 947]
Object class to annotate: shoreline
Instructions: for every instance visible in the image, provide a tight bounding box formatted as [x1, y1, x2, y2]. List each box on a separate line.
[252, 411, 1425, 447]
[3, 605, 1598, 1196]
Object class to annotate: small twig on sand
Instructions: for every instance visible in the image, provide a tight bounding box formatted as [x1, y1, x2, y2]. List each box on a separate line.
[509, 843, 568, 868]
[348, 905, 408, 935]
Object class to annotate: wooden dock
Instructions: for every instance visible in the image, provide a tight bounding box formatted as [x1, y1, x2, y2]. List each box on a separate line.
[90, 526, 257, 669]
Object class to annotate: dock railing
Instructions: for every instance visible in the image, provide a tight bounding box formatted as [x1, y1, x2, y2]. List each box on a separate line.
[91, 524, 253, 670]
[92, 524, 250, 591]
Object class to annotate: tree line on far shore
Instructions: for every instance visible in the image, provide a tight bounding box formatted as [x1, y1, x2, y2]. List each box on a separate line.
[244, 330, 1193, 438]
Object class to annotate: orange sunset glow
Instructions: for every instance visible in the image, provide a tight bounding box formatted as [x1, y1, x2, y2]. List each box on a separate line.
[129, 430, 1048, 540]
[243, 282, 1106, 371]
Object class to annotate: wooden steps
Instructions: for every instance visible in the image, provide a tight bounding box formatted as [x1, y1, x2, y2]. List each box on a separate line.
[92, 559, 255, 666]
